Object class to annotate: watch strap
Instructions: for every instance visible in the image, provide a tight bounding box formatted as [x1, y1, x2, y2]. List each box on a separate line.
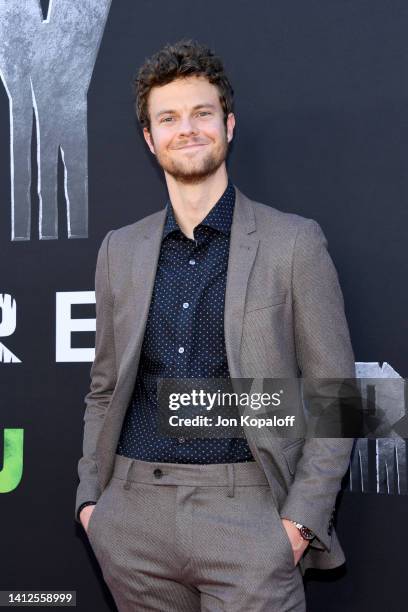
[289, 520, 315, 541]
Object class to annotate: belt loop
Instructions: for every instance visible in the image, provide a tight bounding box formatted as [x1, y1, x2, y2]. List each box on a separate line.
[226, 464, 235, 498]
[123, 459, 134, 490]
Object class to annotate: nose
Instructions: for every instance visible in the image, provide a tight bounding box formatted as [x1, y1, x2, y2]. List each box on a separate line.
[178, 114, 198, 137]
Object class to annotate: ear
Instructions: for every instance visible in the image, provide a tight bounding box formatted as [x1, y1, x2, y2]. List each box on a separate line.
[143, 127, 156, 155]
[226, 112, 236, 143]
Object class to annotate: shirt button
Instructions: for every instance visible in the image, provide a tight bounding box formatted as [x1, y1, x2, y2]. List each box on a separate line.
[178, 437, 186, 443]
[178, 347, 185, 354]
[183, 302, 189, 309]
[153, 468, 163, 479]
[189, 259, 196, 265]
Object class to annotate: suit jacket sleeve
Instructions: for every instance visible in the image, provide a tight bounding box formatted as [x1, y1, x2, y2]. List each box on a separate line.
[75, 230, 116, 523]
[280, 219, 356, 551]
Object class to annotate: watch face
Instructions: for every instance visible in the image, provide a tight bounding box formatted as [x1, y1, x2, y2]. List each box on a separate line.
[300, 526, 315, 541]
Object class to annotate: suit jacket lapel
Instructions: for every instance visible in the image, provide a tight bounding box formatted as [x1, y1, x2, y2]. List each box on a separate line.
[96, 208, 168, 466]
[224, 186, 259, 378]
[118, 208, 168, 382]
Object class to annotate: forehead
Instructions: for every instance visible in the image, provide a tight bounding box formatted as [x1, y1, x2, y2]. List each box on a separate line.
[148, 75, 222, 114]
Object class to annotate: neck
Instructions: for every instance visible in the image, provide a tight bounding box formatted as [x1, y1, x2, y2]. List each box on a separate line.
[164, 165, 229, 239]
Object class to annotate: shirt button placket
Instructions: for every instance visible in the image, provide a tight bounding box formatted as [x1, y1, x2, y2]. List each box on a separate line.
[177, 241, 197, 366]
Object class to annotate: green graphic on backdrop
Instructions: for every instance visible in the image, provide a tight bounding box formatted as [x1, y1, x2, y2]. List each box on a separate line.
[0, 429, 24, 493]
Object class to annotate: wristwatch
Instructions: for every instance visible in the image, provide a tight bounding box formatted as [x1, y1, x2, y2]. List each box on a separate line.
[290, 521, 315, 541]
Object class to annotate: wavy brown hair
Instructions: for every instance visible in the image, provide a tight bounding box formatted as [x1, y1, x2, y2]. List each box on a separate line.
[134, 39, 234, 131]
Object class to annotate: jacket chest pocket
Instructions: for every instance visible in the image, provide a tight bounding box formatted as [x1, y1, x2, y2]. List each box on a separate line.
[244, 291, 287, 314]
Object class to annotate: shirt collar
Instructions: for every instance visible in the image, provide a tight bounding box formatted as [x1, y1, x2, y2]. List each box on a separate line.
[163, 178, 235, 239]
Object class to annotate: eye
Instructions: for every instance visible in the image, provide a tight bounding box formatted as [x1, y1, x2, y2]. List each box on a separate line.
[197, 111, 211, 117]
[160, 116, 174, 123]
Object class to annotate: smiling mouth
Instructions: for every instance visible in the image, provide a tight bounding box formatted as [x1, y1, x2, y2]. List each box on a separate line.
[176, 143, 208, 150]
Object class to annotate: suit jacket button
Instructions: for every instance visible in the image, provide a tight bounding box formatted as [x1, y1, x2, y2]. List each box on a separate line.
[154, 468, 163, 479]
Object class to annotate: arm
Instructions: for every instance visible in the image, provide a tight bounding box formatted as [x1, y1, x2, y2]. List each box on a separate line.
[75, 230, 117, 523]
[280, 219, 356, 552]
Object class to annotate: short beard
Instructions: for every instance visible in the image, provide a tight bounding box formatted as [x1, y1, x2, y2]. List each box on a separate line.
[151, 130, 229, 185]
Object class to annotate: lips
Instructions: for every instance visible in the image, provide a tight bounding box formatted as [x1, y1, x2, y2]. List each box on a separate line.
[175, 143, 207, 150]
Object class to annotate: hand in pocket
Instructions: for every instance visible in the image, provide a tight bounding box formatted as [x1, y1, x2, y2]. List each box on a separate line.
[80, 504, 96, 534]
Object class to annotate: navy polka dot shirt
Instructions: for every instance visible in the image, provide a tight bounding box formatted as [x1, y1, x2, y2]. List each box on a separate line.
[116, 178, 254, 463]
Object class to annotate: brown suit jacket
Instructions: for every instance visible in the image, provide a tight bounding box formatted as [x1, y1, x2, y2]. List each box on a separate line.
[75, 184, 356, 575]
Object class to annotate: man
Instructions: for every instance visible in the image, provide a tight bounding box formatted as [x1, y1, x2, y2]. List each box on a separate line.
[75, 39, 356, 611]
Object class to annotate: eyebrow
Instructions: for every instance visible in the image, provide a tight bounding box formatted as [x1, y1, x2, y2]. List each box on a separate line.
[155, 103, 217, 119]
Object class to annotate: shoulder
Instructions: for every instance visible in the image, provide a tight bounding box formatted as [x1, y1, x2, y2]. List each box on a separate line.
[237, 186, 324, 242]
[99, 208, 165, 252]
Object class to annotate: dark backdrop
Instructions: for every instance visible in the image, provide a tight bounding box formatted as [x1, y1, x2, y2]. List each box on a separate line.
[1, 1, 407, 610]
